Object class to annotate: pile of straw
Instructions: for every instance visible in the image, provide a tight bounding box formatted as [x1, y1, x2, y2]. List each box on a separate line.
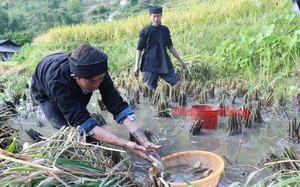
[0, 126, 136, 186]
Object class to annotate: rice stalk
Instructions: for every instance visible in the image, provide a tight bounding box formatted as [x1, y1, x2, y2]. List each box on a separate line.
[0, 152, 53, 171]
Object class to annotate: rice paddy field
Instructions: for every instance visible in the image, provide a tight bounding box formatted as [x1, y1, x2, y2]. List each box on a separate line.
[2, 0, 300, 186]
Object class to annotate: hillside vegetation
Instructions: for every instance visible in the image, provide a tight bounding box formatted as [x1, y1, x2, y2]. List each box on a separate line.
[4, 0, 300, 102]
[0, 0, 166, 45]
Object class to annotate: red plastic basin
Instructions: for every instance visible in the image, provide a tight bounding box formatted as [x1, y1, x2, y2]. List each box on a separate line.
[191, 105, 220, 129]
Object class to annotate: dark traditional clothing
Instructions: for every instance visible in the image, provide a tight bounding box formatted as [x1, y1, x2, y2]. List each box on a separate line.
[137, 24, 174, 74]
[149, 6, 163, 14]
[31, 53, 133, 133]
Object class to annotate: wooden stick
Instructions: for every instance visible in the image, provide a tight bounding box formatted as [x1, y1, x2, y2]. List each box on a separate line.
[235, 138, 242, 164]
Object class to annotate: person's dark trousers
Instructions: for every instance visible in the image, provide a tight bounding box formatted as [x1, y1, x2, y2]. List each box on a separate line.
[37, 100, 69, 130]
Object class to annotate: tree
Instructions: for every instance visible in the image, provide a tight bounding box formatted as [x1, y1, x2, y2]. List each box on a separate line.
[67, 0, 83, 23]
[0, 7, 8, 34]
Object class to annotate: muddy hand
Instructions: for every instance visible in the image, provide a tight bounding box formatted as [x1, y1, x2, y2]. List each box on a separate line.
[181, 62, 187, 70]
[143, 141, 162, 153]
[134, 71, 139, 77]
[131, 129, 161, 152]
[124, 141, 153, 162]
[134, 67, 139, 77]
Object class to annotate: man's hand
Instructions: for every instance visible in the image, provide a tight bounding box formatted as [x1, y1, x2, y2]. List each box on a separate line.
[134, 67, 139, 77]
[181, 62, 187, 70]
[124, 141, 154, 162]
[131, 128, 162, 157]
[141, 140, 162, 156]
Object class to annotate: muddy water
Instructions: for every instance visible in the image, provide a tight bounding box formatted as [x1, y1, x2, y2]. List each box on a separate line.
[9, 91, 300, 186]
[119, 101, 293, 186]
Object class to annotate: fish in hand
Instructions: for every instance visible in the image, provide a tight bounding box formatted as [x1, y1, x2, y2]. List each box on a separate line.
[146, 151, 168, 178]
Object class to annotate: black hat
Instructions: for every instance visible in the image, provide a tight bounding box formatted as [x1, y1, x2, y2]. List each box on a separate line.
[69, 56, 108, 77]
[293, 0, 300, 14]
[149, 6, 162, 14]
[69, 44, 108, 77]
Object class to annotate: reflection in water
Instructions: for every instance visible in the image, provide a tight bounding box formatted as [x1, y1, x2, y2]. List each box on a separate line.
[8, 91, 300, 186]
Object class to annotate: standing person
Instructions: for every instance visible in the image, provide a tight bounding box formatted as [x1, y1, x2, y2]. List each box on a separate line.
[31, 44, 161, 162]
[134, 6, 186, 90]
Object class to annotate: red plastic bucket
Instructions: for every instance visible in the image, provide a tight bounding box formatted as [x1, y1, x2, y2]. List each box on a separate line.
[191, 105, 220, 129]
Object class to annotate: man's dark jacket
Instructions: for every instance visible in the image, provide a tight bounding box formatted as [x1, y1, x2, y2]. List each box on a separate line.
[137, 24, 174, 74]
[31, 53, 129, 127]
